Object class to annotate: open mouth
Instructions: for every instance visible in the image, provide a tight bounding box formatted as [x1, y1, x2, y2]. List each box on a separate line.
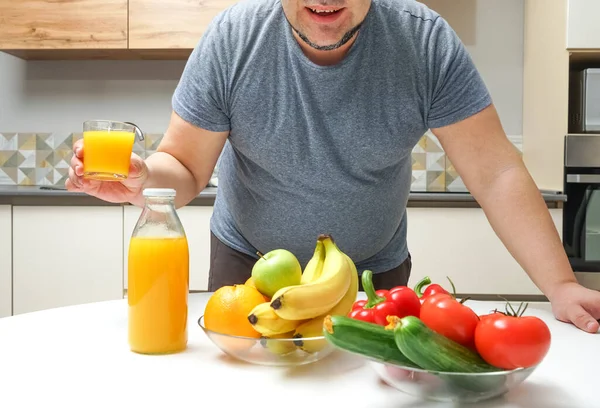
[305, 6, 345, 22]
[307, 6, 343, 15]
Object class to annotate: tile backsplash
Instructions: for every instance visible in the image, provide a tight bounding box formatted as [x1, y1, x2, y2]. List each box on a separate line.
[0, 130, 522, 192]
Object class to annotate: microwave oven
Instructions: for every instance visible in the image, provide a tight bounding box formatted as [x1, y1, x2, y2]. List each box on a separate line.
[569, 68, 600, 133]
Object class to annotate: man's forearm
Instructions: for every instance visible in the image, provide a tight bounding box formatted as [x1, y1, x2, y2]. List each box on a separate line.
[474, 163, 577, 300]
[131, 152, 205, 209]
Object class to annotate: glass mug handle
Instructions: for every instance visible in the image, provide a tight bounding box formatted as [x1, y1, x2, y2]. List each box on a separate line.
[124, 122, 145, 142]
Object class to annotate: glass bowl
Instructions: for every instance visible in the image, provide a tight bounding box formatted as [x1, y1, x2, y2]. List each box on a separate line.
[197, 315, 335, 366]
[370, 359, 539, 403]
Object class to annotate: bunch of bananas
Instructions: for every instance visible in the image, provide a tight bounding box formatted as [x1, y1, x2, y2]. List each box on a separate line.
[247, 234, 359, 355]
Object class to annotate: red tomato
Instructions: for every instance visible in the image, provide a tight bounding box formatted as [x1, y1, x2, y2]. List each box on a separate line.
[419, 293, 479, 348]
[474, 312, 551, 370]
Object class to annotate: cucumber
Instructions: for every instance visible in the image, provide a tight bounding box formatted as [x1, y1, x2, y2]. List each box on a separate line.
[322, 314, 421, 369]
[390, 315, 499, 373]
[389, 315, 507, 394]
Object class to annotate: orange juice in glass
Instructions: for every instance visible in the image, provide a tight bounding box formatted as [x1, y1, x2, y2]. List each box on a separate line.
[83, 120, 143, 181]
[128, 188, 189, 355]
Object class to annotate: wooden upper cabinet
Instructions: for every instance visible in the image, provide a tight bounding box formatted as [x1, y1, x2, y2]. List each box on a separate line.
[0, 0, 127, 49]
[128, 0, 239, 49]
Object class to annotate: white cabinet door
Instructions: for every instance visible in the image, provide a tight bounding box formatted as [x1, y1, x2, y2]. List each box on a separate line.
[12, 206, 124, 315]
[567, 0, 600, 49]
[123, 205, 213, 292]
[405, 207, 563, 296]
[0, 205, 11, 318]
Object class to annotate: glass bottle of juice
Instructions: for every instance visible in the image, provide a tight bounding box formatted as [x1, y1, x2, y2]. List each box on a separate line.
[128, 188, 189, 354]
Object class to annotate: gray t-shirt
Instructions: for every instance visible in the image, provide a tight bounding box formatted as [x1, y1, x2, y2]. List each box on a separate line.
[172, 0, 492, 273]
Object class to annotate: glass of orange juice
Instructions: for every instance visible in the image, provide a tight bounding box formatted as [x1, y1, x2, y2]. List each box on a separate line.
[82, 120, 143, 181]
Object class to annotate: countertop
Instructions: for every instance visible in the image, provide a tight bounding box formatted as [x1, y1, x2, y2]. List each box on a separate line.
[0, 185, 567, 208]
[0, 292, 596, 408]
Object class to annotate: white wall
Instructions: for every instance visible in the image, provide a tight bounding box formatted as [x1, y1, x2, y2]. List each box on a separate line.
[0, 0, 524, 137]
[423, 0, 524, 137]
[0, 55, 185, 135]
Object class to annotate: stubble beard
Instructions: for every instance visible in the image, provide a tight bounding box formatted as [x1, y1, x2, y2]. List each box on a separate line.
[291, 22, 362, 51]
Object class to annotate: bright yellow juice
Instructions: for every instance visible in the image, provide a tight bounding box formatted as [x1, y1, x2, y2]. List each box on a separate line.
[127, 236, 189, 354]
[83, 130, 135, 180]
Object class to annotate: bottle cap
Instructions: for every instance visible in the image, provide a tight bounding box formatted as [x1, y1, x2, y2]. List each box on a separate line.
[143, 188, 176, 197]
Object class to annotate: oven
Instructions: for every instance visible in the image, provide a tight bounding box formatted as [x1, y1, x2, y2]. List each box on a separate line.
[563, 134, 600, 289]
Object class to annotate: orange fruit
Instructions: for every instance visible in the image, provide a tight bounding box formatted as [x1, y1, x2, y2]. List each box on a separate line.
[204, 285, 266, 338]
[245, 277, 257, 289]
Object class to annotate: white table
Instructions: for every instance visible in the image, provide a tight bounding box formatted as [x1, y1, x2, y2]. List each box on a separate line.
[0, 293, 597, 408]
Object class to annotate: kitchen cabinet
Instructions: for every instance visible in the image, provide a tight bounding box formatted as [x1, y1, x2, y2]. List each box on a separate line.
[128, 0, 238, 50]
[12, 206, 124, 315]
[123, 205, 213, 292]
[405, 207, 563, 296]
[567, 0, 600, 49]
[0, 206, 11, 318]
[0, 0, 127, 50]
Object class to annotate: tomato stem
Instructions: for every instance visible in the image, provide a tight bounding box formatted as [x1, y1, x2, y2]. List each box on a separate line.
[362, 270, 386, 308]
[446, 276, 457, 298]
[498, 296, 530, 317]
[413, 276, 431, 297]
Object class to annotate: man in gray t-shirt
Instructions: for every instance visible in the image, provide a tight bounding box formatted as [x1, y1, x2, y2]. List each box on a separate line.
[171, 0, 492, 289]
[68, 0, 600, 332]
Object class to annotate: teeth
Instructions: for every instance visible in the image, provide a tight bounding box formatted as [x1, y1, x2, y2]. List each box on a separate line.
[311, 8, 338, 13]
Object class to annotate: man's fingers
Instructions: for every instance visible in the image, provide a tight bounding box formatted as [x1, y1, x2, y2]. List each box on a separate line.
[73, 139, 84, 159]
[567, 304, 599, 333]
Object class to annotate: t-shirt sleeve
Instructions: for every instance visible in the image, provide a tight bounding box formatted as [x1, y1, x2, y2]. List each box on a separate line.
[171, 17, 231, 133]
[425, 16, 492, 129]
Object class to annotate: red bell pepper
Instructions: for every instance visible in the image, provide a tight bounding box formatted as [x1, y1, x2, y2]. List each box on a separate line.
[387, 285, 422, 318]
[414, 276, 451, 299]
[373, 285, 421, 319]
[349, 270, 400, 325]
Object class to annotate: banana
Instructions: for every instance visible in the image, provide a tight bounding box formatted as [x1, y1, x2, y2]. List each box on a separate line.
[292, 318, 329, 353]
[300, 238, 325, 284]
[292, 253, 359, 353]
[270, 234, 351, 320]
[260, 331, 297, 356]
[247, 302, 304, 336]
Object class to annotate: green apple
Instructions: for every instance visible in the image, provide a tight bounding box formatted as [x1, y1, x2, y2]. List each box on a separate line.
[251, 249, 302, 298]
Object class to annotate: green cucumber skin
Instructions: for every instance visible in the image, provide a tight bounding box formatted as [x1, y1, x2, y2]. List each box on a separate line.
[393, 316, 501, 374]
[323, 315, 420, 368]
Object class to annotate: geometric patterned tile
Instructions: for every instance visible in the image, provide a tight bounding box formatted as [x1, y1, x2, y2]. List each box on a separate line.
[411, 170, 427, 192]
[144, 133, 163, 154]
[35, 167, 53, 185]
[0, 168, 17, 185]
[35, 149, 53, 169]
[17, 168, 36, 185]
[426, 170, 445, 191]
[0, 133, 17, 150]
[17, 133, 36, 150]
[36, 133, 53, 150]
[410, 131, 447, 192]
[19, 150, 36, 168]
[53, 168, 69, 186]
[445, 157, 467, 192]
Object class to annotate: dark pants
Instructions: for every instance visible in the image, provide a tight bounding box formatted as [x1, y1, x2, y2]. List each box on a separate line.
[208, 232, 412, 292]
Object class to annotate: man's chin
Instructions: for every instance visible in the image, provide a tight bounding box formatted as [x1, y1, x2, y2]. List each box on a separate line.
[293, 25, 361, 51]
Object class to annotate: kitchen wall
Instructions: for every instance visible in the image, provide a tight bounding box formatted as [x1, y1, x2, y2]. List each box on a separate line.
[0, 0, 524, 191]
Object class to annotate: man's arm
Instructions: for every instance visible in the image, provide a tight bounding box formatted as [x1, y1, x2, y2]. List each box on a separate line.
[136, 111, 229, 209]
[431, 103, 577, 300]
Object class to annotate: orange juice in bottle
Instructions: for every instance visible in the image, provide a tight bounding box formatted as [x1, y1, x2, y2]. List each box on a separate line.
[128, 188, 189, 354]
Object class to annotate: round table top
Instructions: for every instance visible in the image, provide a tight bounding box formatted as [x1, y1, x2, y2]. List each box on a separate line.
[0, 293, 598, 408]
